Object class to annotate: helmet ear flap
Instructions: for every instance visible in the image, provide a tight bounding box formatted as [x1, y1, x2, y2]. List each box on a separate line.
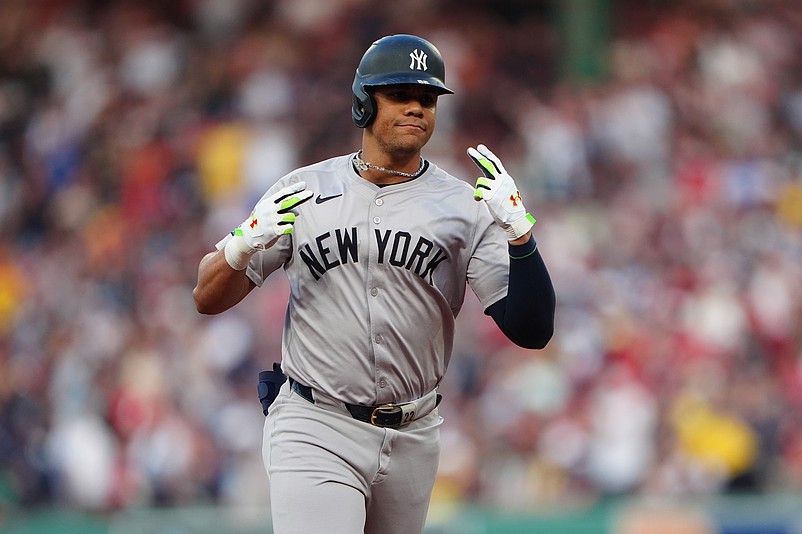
[352, 84, 376, 128]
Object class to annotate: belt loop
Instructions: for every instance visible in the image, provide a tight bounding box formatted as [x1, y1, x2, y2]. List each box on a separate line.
[289, 378, 315, 404]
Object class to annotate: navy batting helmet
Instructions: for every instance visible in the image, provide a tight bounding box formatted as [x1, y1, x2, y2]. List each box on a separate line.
[352, 34, 454, 128]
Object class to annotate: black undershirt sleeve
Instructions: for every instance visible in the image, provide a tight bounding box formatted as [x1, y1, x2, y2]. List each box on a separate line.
[485, 235, 556, 349]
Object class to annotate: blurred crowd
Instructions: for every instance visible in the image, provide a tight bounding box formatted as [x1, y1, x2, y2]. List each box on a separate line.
[1, 0, 801, 517]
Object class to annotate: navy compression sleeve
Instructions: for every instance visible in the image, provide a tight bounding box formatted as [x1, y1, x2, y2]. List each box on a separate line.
[485, 235, 555, 349]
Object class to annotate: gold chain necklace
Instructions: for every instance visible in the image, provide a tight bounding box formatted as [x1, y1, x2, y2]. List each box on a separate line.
[353, 150, 425, 178]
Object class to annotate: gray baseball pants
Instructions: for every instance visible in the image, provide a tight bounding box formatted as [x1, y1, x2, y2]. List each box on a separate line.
[262, 381, 443, 534]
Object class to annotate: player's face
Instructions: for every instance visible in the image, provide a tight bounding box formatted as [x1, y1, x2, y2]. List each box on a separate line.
[369, 85, 438, 157]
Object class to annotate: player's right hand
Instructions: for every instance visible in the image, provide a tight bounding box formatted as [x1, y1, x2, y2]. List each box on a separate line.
[237, 182, 313, 250]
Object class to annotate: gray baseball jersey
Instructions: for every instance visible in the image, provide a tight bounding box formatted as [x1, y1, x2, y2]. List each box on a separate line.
[217, 152, 510, 405]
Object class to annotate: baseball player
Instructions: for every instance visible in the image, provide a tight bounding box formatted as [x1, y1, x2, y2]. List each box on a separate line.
[194, 34, 555, 534]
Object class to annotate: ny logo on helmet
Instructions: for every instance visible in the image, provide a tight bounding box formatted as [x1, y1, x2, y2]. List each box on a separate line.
[409, 49, 428, 71]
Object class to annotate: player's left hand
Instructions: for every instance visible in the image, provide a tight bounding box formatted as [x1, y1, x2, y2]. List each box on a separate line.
[467, 144, 536, 241]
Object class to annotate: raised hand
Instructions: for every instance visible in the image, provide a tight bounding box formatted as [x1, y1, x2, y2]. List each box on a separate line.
[467, 144, 535, 241]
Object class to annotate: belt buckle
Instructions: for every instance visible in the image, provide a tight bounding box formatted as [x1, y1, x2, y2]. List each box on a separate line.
[370, 403, 401, 427]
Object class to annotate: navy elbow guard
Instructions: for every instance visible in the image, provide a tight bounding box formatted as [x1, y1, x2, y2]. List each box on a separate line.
[257, 362, 287, 415]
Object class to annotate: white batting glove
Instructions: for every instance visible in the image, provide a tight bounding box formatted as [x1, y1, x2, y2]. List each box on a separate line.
[224, 182, 313, 270]
[467, 144, 536, 240]
[239, 181, 313, 249]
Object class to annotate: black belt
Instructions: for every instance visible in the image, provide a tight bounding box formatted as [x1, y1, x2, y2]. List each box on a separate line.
[290, 378, 440, 429]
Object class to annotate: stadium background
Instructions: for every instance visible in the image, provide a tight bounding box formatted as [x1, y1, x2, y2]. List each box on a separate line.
[1, 0, 801, 532]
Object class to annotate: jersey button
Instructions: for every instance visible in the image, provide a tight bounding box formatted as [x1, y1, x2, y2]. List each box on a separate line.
[370, 288, 378, 297]
[379, 379, 387, 388]
[374, 334, 383, 344]
[375, 198, 384, 206]
[373, 216, 381, 224]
